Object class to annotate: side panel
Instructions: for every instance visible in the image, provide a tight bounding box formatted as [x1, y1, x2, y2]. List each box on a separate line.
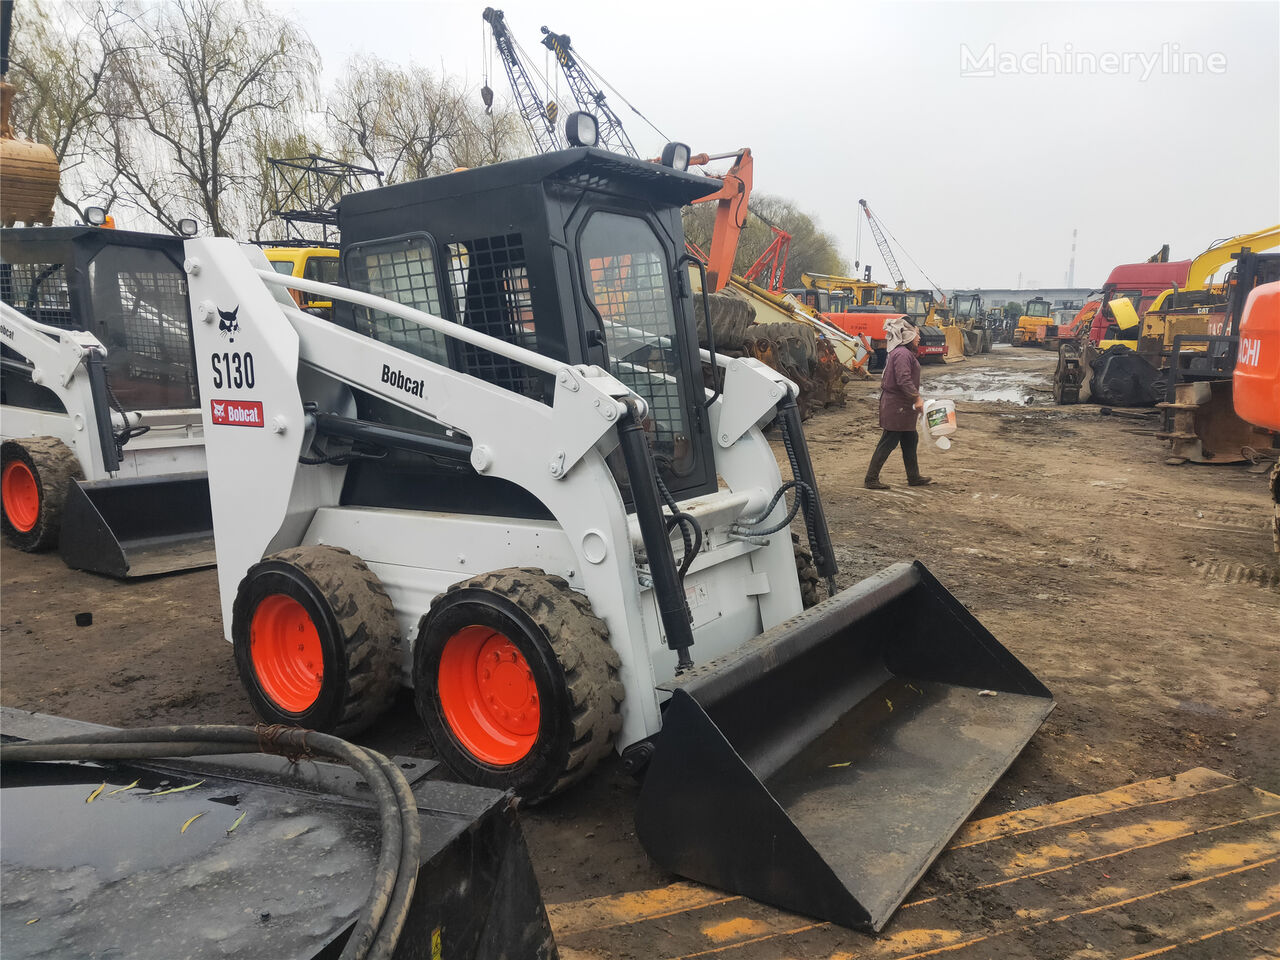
[186, 241, 308, 636]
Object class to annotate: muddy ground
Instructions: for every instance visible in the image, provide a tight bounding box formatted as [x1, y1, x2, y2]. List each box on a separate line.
[2, 345, 1277, 956]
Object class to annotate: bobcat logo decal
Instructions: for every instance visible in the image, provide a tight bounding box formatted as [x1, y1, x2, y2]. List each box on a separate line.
[212, 401, 225, 419]
[218, 306, 240, 342]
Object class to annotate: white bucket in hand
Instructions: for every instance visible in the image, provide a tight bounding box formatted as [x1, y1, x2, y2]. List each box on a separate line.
[923, 398, 957, 450]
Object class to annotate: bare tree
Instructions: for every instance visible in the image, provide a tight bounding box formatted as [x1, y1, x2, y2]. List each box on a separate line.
[325, 54, 388, 183]
[103, 0, 317, 235]
[6, 1, 135, 221]
[327, 56, 527, 184]
[450, 105, 525, 169]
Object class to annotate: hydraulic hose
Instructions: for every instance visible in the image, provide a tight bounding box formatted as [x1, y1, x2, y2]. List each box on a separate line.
[655, 470, 703, 580]
[0, 724, 421, 960]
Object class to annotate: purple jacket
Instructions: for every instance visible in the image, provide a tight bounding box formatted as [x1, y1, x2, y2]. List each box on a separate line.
[878, 345, 921, 431]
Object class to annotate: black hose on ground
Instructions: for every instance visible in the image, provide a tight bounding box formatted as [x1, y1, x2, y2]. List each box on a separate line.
[0, 724, 421, 960]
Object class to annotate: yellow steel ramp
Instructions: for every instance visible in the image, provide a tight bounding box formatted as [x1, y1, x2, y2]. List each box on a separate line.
[549, 768, 1279, 959]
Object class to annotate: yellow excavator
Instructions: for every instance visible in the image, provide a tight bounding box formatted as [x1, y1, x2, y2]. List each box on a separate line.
[796, 270, 884, 312]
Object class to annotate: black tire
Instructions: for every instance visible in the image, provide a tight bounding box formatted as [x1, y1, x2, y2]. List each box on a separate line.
[1, 437, 82, 552]
[792, 531, 822, 609]
[414, 568, 623, 804]
[232, 545, 401, 737]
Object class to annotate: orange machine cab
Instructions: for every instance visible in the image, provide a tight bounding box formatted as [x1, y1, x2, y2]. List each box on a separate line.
[1234, 280, 1280, 431]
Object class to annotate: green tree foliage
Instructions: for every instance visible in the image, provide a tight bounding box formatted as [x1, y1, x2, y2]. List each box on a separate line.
[683, 192, 847, 290]
[1003, 301, 1025, 323]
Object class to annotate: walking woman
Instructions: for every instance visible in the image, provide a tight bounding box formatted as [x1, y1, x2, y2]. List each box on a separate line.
[864, 317, 932, 489]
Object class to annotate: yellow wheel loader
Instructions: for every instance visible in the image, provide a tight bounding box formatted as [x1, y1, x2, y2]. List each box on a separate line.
[185, 123, 1052, 932]
[1012, 296, 1053, 346]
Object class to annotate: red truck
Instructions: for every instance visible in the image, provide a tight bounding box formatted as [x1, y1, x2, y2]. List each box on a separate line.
[1087, 259, 1191, 344]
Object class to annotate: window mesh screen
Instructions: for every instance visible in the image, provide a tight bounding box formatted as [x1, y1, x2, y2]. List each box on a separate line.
[587, 252, 684, 450]
[89, 248, 197, 409]
[1, 262, 73, 328]
[447, 234, 545, 400]
[116, 269, 191, 365]
[346, 237, 448, 364]
[579, 212, 691, 474]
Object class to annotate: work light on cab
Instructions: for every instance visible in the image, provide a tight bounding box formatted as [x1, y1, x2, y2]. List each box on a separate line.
[565, 111, 599, 147]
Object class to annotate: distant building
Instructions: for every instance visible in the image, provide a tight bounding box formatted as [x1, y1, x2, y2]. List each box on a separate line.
[948, 287, 1096, 310]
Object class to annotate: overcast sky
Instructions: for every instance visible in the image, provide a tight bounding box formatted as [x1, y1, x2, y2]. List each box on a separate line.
[267, 0, 1279, 290]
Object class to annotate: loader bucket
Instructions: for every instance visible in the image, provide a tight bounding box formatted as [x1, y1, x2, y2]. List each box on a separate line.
[58, 474, 216, 578]
[635, 561, 1053, 932]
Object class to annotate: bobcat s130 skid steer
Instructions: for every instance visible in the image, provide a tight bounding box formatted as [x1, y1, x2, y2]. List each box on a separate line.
[184, 133, 1053, 932]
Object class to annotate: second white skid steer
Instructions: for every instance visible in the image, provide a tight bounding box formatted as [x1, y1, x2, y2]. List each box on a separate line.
[185, 126, 1052, 932]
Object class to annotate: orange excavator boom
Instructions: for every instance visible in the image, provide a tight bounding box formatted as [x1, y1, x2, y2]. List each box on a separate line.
[688, 148, 752, 293]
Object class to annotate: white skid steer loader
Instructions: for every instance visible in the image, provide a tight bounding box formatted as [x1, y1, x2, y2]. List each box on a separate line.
[185, 143, 1053, 932]
[1, 227, 212, 577]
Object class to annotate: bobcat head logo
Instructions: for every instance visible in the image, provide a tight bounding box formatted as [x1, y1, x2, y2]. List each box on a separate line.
[218, 306, 240, 342]
[212, 401, 225, 419]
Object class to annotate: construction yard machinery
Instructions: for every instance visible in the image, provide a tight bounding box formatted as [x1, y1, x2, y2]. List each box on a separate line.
[795, 271, 883, 312]
[1231, 279, 1280, 549]
[1, 226, 213, 577]
[1012, 296, 1053, 346]
[264, 243, 340, 317]
[691, 274, 858, 417]
[0, 709, 557, 959]
[1109, 224, 1280, 359]
[1155, 249, 1280, 464]
[950, 292, 994, 355]
[183, 140, 1053, 932]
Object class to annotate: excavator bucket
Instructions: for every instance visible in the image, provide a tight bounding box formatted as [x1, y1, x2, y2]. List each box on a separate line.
[1156, 379, 1273, 464]
[58, 474, 216, 578]
[636, 561, 1053, 932]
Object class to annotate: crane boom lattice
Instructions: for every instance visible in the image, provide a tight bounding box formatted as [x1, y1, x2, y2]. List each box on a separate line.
[540, 26, 639, 158]
[483, 7, 560, 155]
[858, 199, 905, 290]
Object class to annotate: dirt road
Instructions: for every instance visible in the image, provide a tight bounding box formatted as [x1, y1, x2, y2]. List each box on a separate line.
[3, 345, 1277, 957]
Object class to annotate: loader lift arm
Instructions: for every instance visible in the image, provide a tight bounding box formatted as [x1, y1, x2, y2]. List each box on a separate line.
[1, 302, 120, 473]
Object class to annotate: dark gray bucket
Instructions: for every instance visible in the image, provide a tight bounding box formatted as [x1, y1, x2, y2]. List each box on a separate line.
[636, 561, 1054, 932]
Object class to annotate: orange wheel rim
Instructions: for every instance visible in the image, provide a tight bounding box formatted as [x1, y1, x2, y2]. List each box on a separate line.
[438, 625, 540, 765]
[2, 461, 40, 533]
[250, 594, 324, 713]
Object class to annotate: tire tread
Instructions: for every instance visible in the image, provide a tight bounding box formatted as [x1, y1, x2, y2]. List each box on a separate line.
[238, 545, 401, 738]
[1, 437, 82, 551]
[440, 567, 622, 800]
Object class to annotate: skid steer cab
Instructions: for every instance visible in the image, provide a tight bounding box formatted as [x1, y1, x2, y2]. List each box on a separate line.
[185, 142, 1052, 932]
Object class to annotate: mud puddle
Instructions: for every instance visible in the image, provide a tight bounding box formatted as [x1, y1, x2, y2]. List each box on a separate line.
[922, 360, 1051, 404]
